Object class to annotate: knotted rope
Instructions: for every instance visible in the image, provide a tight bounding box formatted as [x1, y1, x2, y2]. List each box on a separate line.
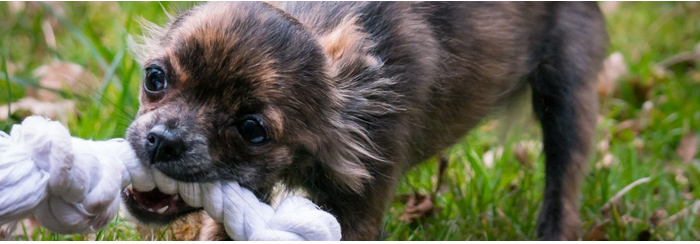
[0, 116, 341, 241]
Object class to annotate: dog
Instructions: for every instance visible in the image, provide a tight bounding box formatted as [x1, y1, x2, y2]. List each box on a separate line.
[122, 2, 607, 240]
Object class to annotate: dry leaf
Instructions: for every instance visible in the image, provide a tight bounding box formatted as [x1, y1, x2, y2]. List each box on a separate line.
[596, 152, 616, 170]
[0, 217, 40, 240]
[31, 61, 98, 102]
[434, 155, 449, 194]
[8, 1, 26, 14]
[137, 212, 216, 241]
[617, 119, 641, 133]
[660, 200, 700, 226]
[0, 97, 75, 123]
[630, 77, 654, 103]
[597, 137, 610, 154]
[600, 2, 621, 16]
[639, 101, 654, 129]
[601, 177, 651, 218]
[652, 42, 700, 78]
[399, 192, 437, 223]
[675, 168, 689, 185]
[482, 147, 503, 169]
[637, 230, 652, 241]
[584, 220, 609, 241]
[597, 52, 628, 98]
[513, 144, 531, 168]
[648, 209, 668, 227]
[676, 131, 698, 163]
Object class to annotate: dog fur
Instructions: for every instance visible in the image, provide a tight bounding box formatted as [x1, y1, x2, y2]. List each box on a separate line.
[125, 2, 607, 240]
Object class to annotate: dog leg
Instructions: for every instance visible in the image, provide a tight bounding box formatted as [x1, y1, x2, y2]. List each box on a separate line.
[308, 163, 398, 241]
[530, 3, 605, 240]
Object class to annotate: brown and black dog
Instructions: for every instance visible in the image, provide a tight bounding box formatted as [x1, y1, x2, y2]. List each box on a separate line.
[122, 2, 607, 240]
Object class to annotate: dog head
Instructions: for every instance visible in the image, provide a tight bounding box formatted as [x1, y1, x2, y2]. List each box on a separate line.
[123, 2, 386, 225]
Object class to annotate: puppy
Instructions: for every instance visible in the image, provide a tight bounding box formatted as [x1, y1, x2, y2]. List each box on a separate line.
[122, 2, 607, 240]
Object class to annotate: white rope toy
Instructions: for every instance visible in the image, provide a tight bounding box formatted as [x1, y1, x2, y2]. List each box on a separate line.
[0, 116, 341, 241]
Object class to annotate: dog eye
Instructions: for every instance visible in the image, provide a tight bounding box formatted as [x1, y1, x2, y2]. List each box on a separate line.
[144, 67, 167, 93]
[237, 116, 269, 145]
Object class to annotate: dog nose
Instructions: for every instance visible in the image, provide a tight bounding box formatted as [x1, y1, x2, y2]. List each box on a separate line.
[146, 125, 185, 163]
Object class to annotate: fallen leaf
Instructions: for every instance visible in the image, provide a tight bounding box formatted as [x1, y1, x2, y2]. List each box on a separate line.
[31, 61, 98, 102]
[597, 137, 611, 154]
[631, 77, 654, 104]
[601, 177, 651, 218]
[600, 1, 621, 16]
[659, 200, 700, 226]
[616, 119, 641, 133]
[675, 168, 689, 185]
[652, 41, 700, 78]
[676, 131, 698, 163]
[482, 146, 503, 169]
[434, 155, 449, 194]
[596, 152, 616, 170]
[637, 230, 652, 241]
[584, 220, 609, 241]
[399, 192, 438, 223]
[648, 209, 668, 227]
[8, 1, 25, 14]
[136, 211, 214, 241]
[597, 52, 628, 99]
[0, 217, 40, 240]
[639, 101, 654, 129]
[0, 97, 75, 123]
[513, 142, 532, 168]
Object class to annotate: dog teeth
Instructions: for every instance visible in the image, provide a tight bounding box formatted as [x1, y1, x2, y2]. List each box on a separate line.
[154, 170, 179, 194]
[173, 194, 179, 201]
[156, 206, 169, 214]
[147, 208, 154, 212]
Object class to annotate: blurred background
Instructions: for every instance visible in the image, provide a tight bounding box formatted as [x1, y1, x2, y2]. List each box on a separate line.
[0, 1, 699, 241]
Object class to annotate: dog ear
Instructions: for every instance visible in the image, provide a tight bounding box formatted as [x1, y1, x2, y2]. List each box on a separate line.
[309, 17, 403, 193]
[317, 16, 382, 79]
[129, 17, 170, 65]
[129, 5, 193, 65]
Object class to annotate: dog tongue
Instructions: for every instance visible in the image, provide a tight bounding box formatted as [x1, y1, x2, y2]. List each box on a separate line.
[131, 188, 176, 210]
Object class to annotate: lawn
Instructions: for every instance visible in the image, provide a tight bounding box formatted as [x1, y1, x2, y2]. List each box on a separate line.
[1, 2, 699, 241]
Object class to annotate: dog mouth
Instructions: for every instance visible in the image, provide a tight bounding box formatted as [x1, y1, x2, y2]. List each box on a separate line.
[121, 171, 201, 225]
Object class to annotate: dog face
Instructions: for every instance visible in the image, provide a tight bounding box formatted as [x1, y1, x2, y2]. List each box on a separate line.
[123, 1, 388, 226]
[124, 2, 343, 224]
[127, 1, 330, 186]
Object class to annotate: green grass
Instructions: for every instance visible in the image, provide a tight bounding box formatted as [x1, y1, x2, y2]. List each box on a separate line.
[1, 2, 700, 241]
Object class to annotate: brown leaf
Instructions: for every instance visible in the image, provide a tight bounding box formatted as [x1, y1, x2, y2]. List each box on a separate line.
[434, 155, 449, 194]
[676, 131, 698, 163]
[648, 209, 668, 227]
[601, 177, 651, 218]
[31, 61, 98, 102]
[0, 97, 75, 123]
[8, 2, 25, 13]
[600, 1, 621, 16]
[639, 101, 654, 128]
[399, 192, 437, 223]
[631, 77, 654, 103]
[514, 143, 532, 168]
[482, 147, 503, 169]
[637, 230, 652, 241]
[0, 217, 40, 240]
[597, 52, 628, 99]
[584, 220, 609, 241]
[617, 119, 641, 133]
[660, 200, 700, 226]
[596, 152, 616, 170]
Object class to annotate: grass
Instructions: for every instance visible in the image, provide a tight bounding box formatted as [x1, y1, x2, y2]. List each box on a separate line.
[1, 2, 699, 241]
